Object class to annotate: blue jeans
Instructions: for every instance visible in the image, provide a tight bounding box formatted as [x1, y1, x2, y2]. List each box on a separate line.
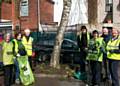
[14, 59, 20, 80]
[108, 59, 119, 86]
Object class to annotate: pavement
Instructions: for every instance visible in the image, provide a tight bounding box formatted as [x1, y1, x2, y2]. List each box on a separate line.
[0, 63, 120, 86]
[0, 73, 85, 86]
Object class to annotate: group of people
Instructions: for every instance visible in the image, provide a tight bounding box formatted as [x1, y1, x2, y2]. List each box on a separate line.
[1, 29, 34, 86]
[77, 25, 120, 86]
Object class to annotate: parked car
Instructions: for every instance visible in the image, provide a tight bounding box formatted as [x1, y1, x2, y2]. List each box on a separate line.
[31, 31, 80, 64]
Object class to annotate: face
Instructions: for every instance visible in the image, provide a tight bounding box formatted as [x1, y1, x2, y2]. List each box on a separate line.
[112, 29, 119, 37]
[17, 33, 22, 40]
[81, 29, 87, 34]
[25, 31, 30, 36]
[93, 33, 98, 38]
[102, 28, 108, 35]
[6, 34, 11, 42]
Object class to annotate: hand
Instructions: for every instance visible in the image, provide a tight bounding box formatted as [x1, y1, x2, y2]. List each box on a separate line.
[84, 47, 88, 51]
[32, 52, 35, 57]
[17, 54, 20, 57]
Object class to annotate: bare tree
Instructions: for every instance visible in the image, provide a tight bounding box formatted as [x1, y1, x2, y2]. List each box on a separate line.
[50, 0, 71, 68]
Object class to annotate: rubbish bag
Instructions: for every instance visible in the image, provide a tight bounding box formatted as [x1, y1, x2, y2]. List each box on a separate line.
[73, 71, 81, 79]
[73, 71, 87, 80]
[17, 56, 35, 86]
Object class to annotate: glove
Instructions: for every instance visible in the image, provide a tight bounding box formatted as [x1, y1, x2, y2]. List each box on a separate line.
[16, 54, 20, 57]
[84, 47, 88, 51]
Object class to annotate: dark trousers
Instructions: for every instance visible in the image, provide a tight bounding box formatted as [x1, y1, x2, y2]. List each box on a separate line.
[103, 53, 110, 79]
[14, 59, 20, 80]
[80, 51, 86, 73]
[90, 61, 102, 85]
[108, 59, 119, 86]
[4, 64, 14, 86]
[28, 56, 32, 69]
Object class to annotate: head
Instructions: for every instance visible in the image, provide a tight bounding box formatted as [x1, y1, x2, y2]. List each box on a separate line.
[5, 33, 11, 42]
[15, 32, 22, 40]
[24, 29, 30, 36]
[102, 27, 109, 35]
[81, 26, 87, 34]
[92, 30, 99, 39]
[112, 28, 119, 38]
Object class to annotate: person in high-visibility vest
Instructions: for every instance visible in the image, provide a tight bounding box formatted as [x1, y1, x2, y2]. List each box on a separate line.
[22, 29, 34, 69]
[77, 26, 90, 80]
[13, 32, 27, 84]
[106, 28, 120, 86]
[86, 30, 105, 86]
[2, 33, 15, 86]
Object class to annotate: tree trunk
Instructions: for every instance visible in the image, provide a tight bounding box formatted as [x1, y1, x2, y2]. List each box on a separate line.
[88, 0, 98, 24]
[50, 0, 71, 68]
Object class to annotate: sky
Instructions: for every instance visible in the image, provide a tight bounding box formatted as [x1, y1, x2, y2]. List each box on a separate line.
[53, 0, 88, 26]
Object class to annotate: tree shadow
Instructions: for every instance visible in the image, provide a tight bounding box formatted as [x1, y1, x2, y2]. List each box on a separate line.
[117, 0, 120, 11]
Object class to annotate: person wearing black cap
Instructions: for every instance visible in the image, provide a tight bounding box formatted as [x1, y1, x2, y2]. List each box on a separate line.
[77, 26, 90, 80]
[87, 30, 105, 86]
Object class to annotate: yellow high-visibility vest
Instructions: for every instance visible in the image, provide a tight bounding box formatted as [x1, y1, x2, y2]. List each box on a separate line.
[22, 36, 33, 56]
[87, 37, 104, 62]
[3, 41, 14, 65]
[106, 37, 120, 60]
[13, 39, 18, 54]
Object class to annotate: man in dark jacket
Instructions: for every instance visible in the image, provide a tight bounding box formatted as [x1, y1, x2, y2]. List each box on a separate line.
[101, 27, 111, 81]
[77, 26, 90, 79]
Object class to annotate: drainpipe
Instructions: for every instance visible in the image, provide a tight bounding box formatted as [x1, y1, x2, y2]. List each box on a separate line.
[38, 0, 43, 32]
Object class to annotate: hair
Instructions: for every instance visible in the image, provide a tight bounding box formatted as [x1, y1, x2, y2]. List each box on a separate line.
[14, 32, 22, 39]
[80, 25, 87, 31]
[4, 33, 11, 40]
[92, 30, 99, 35]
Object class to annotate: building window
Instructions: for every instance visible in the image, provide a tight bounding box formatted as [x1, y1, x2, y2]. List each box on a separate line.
[105, 0, 113, 12]
[20, 0, 29, 16]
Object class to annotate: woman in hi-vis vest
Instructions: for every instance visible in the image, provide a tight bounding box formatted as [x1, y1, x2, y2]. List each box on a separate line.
[3, 33, 15, 86]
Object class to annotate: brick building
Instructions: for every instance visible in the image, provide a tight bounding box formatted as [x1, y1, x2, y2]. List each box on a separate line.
[0, 0, 54, 32]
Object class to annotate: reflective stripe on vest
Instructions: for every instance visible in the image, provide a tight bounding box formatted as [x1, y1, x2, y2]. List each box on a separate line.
[106, 37, 120, 60]
[13, 39, 18, 54]
[22, 36, 33, 56]
[3, 42, 14, 65]
[86, 37, 103, 62]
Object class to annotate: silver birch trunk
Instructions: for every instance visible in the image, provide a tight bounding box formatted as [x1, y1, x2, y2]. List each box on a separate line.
[50, 0, 71, 68]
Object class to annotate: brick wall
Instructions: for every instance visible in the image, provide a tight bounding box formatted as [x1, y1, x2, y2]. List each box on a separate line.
[1, 0, 54, 31]
[40, 0, 54, 24]
[20, 0, 54, 31]
[1, 2, 12, 20]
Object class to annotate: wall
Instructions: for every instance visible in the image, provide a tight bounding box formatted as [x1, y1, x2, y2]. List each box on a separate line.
[1, 2, 12, 20]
